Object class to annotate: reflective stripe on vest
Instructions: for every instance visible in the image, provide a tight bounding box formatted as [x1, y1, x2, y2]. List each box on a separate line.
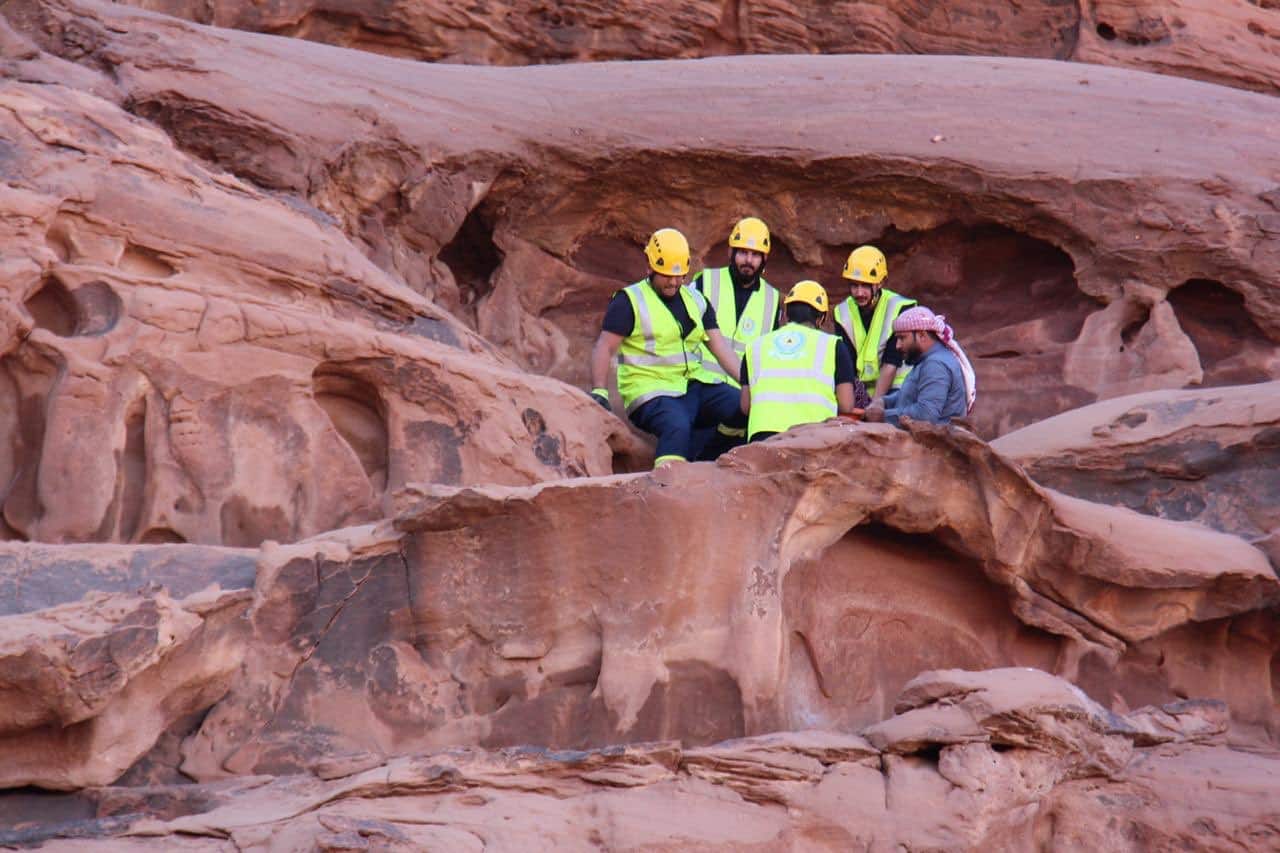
[833, 289, 916, 387]
[616, 280, 718, 413]
[698, 267, 779, 387]
[745, 324, 837, 439]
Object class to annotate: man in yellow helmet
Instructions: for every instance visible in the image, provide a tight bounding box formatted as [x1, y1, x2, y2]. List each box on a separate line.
[740, 280, 869, 442]
[831, 245, 918, 402]
[690, 216, 781, 456]
[588, 227, 744, 467]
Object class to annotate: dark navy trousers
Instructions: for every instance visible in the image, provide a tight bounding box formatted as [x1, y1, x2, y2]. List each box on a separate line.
[629, 381, 742, 462]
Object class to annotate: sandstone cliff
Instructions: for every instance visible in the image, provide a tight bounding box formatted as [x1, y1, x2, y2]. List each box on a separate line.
[1, 1, 1278, 849]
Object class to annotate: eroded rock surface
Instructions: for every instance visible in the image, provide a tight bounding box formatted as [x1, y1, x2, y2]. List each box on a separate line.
[0, 52, 644, 547]
[6, 669, 1273, 851]
[117, 0, 1280, 98]
[994, 382, 1280, 545]
[7, 0, 1280, 438]
[0, 542, 255, 789]
[167, 424, 1280, 783]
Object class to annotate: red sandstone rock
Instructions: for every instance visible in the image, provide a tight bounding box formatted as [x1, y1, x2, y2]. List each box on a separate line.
[115, 0, 1280, 98]
[0, 542, 255, 789]
[10, 0, 1280, 438]
[4, 669, 1269, 851]
[171, 424, 1278, 783]
[0, 61, 645, 547]
[994, 381, 1280, 545]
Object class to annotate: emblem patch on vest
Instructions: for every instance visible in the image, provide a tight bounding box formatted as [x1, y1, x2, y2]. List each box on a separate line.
[769, 331, 805, 360]
[740, 317, 756, 335]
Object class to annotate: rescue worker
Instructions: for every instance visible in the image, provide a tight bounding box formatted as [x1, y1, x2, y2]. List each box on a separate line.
[691, 216, 781, 456]
[740, 280, 869, 442]
[589, 227, 743, 467]
[832, 246, 917, 401]
[864, 306, 977, 426]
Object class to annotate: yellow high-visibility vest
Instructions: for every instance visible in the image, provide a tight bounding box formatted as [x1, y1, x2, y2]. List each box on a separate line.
[696, 267, 780, 389]
[616, 279, 722, 413]
[745, 323, 838, 439]
[833, 288, 916, 388]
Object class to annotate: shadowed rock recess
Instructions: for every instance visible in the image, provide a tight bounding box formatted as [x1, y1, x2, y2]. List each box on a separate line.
[2, 0, 1280, 849]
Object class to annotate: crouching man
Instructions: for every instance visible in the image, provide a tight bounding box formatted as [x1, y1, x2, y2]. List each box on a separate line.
[741, 280, 869, 442]
[864, 306, 976, 426]
[589, 228, 743, 467]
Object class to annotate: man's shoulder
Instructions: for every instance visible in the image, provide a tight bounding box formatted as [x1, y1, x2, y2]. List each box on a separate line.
[921, 345, 962, 373]
[883, 288, 918, 306]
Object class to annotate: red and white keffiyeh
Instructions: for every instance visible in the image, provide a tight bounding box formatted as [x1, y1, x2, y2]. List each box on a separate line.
[892, 306, 977, 413]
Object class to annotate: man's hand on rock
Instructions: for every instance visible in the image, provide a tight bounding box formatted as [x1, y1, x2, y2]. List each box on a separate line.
[863, 402, 885, 423]
[590, 388, 612, 412]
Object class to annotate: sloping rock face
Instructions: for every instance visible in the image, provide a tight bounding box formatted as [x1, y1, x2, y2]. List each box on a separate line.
[118, 0, 1280, 98]
[0, 24, 643, 547]
[9, 0, 1280, 438]
[0, 542, 255, 789]
[6, 669, 1274, 851]
[171, 425, 1280, 781]
[994, 382, 1280, 544]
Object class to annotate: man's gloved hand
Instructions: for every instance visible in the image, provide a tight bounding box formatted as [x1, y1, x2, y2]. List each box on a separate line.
[590, 388, 612, 412]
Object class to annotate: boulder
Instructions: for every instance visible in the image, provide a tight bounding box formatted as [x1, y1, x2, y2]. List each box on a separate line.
[0, 542, 255, 789]
[993, 382, 1280, 543]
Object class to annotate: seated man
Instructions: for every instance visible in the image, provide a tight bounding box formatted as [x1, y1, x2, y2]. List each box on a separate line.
[740, 280, 868, 442]
[864, 306, 976, 427]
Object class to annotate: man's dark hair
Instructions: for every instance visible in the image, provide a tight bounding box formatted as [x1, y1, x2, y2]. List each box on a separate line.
[785, 302, 822, 325]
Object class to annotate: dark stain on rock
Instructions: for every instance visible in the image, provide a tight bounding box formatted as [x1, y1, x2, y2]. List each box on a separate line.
[0, 547, 257, 617]
[403, 315, 460, 348]
[403, 420, 464, 484]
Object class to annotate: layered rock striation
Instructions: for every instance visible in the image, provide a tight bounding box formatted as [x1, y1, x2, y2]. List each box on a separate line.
[118, 0, 1280, 98]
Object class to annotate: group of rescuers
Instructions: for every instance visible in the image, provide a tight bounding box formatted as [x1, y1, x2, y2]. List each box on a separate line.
[589, 217, 977, 467]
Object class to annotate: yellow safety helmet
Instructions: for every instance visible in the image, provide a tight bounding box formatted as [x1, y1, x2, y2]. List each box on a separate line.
[644, 228, 691, 276]
[842, 245, 888, 284]
[728, 217, 771, 255]
[784, 280, 830, 313]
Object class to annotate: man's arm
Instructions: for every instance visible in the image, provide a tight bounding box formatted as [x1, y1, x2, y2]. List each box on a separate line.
[884, 360, 948, 425]
[590, 331, 623, 393]
[836, 382, 855, 414]
[739, 355, 751, 414]
[873, 365, 898, 400]
[705, 329, 740, 377]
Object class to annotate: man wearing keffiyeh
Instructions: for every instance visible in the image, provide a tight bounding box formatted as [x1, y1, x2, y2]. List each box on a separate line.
[864, 306, 976, 426]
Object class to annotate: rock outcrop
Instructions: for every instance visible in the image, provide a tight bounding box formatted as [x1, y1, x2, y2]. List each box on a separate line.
[9, 0, 1280, 439]
[0, 542, 255, 789]
[0, 33, 645, 547]
[6, 669, 1273, 851]
[994, 381, 1280, 544]
[118, 0, 1280, 98]
[163, 424, 1278, 781]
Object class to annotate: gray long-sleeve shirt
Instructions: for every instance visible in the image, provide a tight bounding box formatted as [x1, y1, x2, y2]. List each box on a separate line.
[884, 344, 967, 426]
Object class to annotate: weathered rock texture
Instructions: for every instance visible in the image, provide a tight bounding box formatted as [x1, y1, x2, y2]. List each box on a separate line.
[9, 0, 1280, 439]
[5, 669, 1275, 851]
[994, 381, 1280, 544]
[167, 425, 1279, 782]
[3, 1, 1280, 847]
[0, 20, 644, 547]
[120, 0, 1280, 97]
[0, 542, 255, 789]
